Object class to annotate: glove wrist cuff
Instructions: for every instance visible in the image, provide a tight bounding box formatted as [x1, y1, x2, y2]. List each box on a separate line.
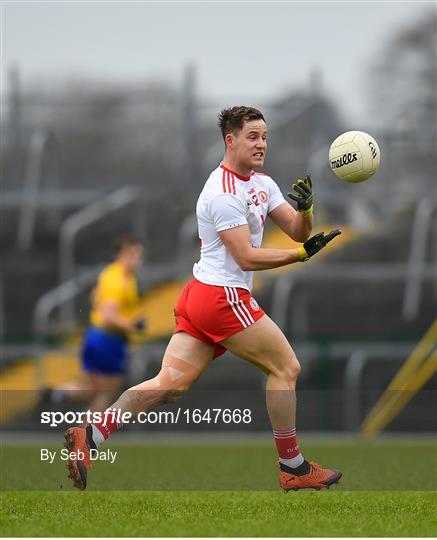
[297, 246, 310, 262]
[298, 204, 313, 217]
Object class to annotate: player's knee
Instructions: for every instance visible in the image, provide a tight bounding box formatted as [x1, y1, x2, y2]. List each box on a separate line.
[289, 359, 301, 381]
[159, 370, 194, 403]
[275, 357, 301, 384]
[163, 385, 189, 403]
[158, 356, 201, 403]
[163, 377, 193, 402]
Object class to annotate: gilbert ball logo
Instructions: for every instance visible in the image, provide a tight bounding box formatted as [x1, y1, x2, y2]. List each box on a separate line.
[249, 297, 259, 311]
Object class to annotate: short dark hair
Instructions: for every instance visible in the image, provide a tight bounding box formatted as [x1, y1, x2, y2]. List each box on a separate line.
[218, 106, 265, 140]
[114, 235, 141, 256]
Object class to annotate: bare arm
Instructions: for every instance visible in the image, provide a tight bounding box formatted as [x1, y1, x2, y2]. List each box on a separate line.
[219, 224, 302, 271]
[268, 202, 313, 243]
[100, 302, 136, 333]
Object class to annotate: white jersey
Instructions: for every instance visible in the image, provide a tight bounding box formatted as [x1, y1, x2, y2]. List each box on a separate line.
[193, 163, 287, 291]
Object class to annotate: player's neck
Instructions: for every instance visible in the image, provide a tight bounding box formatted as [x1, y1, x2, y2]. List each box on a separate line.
[221, 158, 252, 179]
[115, 260, 132, 274]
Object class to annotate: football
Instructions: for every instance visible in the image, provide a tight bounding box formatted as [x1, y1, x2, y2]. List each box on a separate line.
[329, 131, 380, 183]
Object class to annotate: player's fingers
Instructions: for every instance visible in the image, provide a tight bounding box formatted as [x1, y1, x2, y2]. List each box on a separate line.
[296, 179, 311, 194]
[324, 229, 342, 243]
[304, 175, 312, 189]
[312, 232, 325, 241]
[292, 184, 309, 198]
[287, 192, 301, 203]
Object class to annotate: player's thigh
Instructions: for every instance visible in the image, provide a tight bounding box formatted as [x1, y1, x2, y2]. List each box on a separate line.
[164, 331, 215, 375]
[220, 314, 300, 377]
[130, 333, 214, 398]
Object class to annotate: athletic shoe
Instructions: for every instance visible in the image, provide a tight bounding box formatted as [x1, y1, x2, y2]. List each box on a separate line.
[279, 460, 342, 491]
[64, 425, 96, 490]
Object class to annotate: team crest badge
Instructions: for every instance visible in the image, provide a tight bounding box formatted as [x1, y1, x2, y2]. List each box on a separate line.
[249, 297, 259, 311]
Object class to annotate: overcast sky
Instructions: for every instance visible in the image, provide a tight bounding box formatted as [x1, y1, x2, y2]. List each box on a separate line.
[2, 1, 432, 124]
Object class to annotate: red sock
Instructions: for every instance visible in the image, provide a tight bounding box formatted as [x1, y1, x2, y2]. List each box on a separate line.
[93, 409, 123, 440]
[273, 427, 301, 459]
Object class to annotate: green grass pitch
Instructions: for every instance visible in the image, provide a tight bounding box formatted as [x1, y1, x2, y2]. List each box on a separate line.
[1, 438, 436, 537]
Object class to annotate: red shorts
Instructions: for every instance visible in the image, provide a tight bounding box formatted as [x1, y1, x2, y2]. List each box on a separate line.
[174, 279, 265, 358]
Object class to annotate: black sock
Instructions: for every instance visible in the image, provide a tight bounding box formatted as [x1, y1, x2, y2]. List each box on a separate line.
[86, 425, 97, 450]
[279, 459, 311, 476]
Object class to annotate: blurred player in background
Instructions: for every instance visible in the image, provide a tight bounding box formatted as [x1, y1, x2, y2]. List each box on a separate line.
[52, 235, 146, 412]
[65, 106, 342, 492]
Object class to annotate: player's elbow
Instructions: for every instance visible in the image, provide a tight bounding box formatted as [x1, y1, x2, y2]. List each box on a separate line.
[100, 305, 128, 331]
[237, 255, 256, 271]
[237, 248, 267, 271]
[231, 249, 255, 271]
[239, 261, 253, 271]
[101, 312, 115, 326]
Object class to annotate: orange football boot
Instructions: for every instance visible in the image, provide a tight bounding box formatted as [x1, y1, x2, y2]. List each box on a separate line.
[64, 425, 96, 491]
[279, 461, 342, 491]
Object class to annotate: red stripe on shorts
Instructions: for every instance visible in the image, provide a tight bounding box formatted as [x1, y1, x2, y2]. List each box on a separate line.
[224, 287, 255, 327]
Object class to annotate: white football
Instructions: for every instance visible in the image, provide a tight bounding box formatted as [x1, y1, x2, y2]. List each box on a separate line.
[329, 131, 381, 183]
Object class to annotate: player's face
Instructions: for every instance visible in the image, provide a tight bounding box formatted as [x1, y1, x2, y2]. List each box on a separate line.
[233, 119, 267, 170]
[121, 245, 143, 272]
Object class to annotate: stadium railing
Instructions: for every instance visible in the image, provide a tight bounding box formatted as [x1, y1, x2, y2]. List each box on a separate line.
[17, 128, 60, 252]
[402, 198, 436, 320]
[271, 263, 436, 336]
[58, 185, 146, 325]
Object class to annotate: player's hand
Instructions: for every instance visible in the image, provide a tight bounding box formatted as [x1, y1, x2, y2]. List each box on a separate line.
[287, 175, 313, 216]
[298, 229, 341, 261]
[133, 318, 146, 332]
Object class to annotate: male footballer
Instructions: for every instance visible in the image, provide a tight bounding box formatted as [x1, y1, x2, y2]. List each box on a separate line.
[65, 106, 342, 491]
[51, 236, 145, 412]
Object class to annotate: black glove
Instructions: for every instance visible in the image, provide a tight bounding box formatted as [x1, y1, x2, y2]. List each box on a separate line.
[133, 318, 146, 331]
[287, 175, 313, 216]
[298, 229, 342, 261]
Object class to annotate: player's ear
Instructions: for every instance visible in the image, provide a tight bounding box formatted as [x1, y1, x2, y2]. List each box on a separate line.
[225, 132, 234, 150]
